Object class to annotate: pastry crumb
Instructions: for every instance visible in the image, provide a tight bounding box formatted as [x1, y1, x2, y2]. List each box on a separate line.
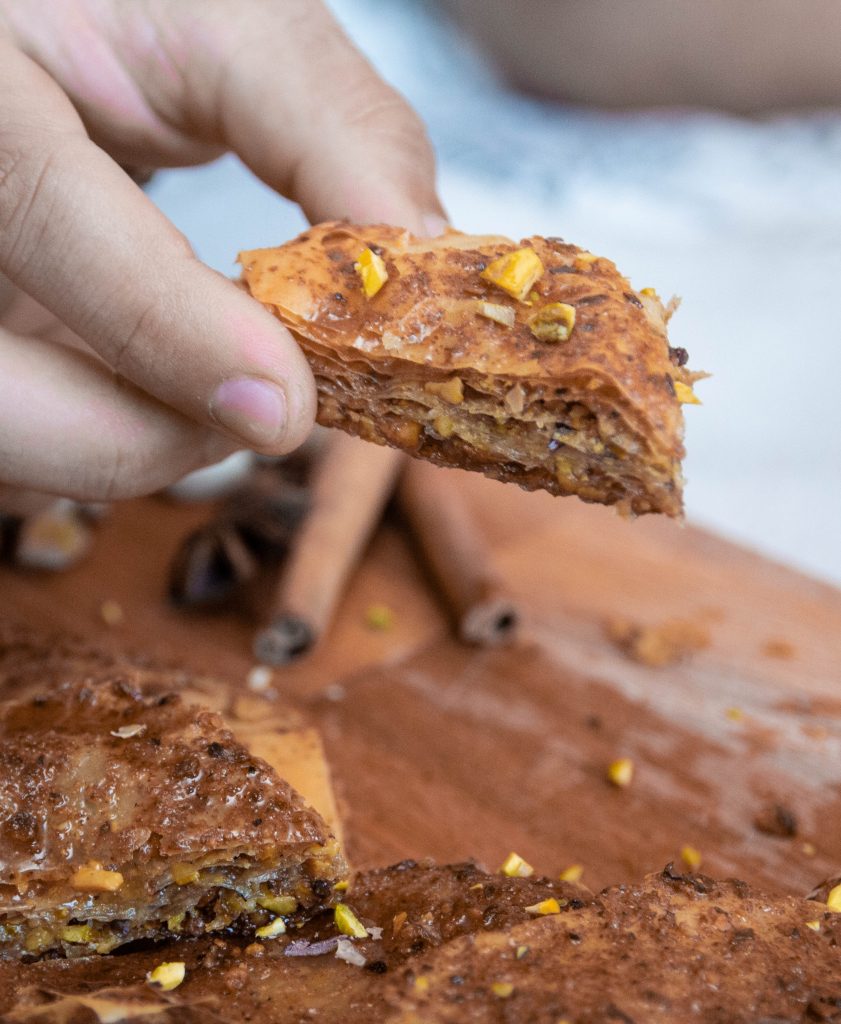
[99, 599, 124, 627]
[754, 803, 798, 838]
[606, 616, 710, 668]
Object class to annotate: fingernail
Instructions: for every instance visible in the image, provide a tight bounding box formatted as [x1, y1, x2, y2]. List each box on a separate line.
[421, 213, 449, 238]
[209, 377, 287, 448]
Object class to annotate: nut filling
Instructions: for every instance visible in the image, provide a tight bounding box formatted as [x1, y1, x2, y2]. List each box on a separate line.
[1, 851, 340, 958]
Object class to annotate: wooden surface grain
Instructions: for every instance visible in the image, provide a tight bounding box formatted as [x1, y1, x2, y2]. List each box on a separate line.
[2, 462, 840, 898]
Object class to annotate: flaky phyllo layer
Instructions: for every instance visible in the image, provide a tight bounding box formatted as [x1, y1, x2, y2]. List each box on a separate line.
[0, 844, 342, 959]
[0, 680, 347, 959]
[239, 224, 703, 516]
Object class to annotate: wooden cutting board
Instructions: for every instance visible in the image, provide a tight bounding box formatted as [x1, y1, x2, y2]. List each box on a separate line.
[2, 468, 840, 898]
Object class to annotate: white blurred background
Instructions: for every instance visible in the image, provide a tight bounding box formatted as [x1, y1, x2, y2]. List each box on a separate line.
[148, 0, 841, 587]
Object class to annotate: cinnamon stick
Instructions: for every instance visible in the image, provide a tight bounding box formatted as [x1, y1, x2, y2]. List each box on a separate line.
[253, 434, 403, 664]
[398, 460, 519, 647]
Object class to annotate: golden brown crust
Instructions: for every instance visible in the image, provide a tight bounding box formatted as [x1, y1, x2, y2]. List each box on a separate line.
[3, 861, 840, 1021]
[0, 623, 347, 959]
[239, 223, 692, 516]
[381, 864, 841, 1023]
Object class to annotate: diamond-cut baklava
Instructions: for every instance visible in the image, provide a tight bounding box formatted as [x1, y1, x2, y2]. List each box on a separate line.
[0, 678, 347, 958]
[239, 223, 701, 517]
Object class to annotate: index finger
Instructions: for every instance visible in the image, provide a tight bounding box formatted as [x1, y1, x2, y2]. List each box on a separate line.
[0, 44, 316, 454]
[170, 0, 447, 233]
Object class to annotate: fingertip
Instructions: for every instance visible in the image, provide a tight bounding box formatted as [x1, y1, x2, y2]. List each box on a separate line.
[419, 212, 450, 238]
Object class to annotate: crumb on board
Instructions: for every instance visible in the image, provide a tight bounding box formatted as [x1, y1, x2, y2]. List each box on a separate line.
[247, 665, 273, 692]
[364, 604, 394, 631]
[607, 757, 634, 788]
[606, 616, 710, 668]
[754, 803, 798, 838]
[680, 845, 703, 871]
[99, 599, 124, 627]
[499, 852, 534, 878]
[559, 864, 584, 883]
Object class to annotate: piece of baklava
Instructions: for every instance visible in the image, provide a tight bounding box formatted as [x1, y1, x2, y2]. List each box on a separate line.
[0, 678, 347, 958]
[239, 223, 701, 517]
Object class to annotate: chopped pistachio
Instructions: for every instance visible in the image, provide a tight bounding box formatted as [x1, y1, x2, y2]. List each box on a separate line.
[171, 863, 200, 886]
[392, 419, 421, 448]
[640, 286, 658, 298]
[166, 912, 185, 931]
[515, 944, 529, 959]
[499, 852, 534, 878]
[491, 982, 514, 998]
[424, 377, 465, 403]
[528, 302, 576, 343]
[355, 247, 388, 298]
[334, 880, 350, 893]
[24, 927, 52, 953]
[100, 599, 124, 627]
[574, 252, 599, 271]
[525, 897, 561, 916]
[559, 864, 584, 883]
[607, 757, 634, 788]
[469, 883, 485, 891]
[71, 863, 124, 893]
[61, 924, 94, 944]
[147, 961, 186, 991]
[826, 884, 841, 912]
[257, 895, 297, 915]
[476, 301, 516, 327]
[255, 917, 287, 939]
[481, 248, 544, 302]
[364, 604, 394, 631]
[805, 920, 821, 932]
[335, 903, 368, 938]
[681, 845, 703, 872]
[432, 414, 456, 438]
[674, 380, 701, 405]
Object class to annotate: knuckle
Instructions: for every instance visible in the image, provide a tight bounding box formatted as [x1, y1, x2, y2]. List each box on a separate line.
[0, 133, 63, 274]
[94, 432, 173, 501]
[346, 80, 425, 144]
[341, 79, 436, 179]
[97, 436, 131, 501]
[96, 291, 174, 379]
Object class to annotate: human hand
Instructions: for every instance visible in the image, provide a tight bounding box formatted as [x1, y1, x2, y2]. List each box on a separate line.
[0, 0, 444, 510]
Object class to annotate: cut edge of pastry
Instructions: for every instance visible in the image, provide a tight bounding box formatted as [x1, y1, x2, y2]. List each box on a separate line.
[0, 680, 349, 960]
